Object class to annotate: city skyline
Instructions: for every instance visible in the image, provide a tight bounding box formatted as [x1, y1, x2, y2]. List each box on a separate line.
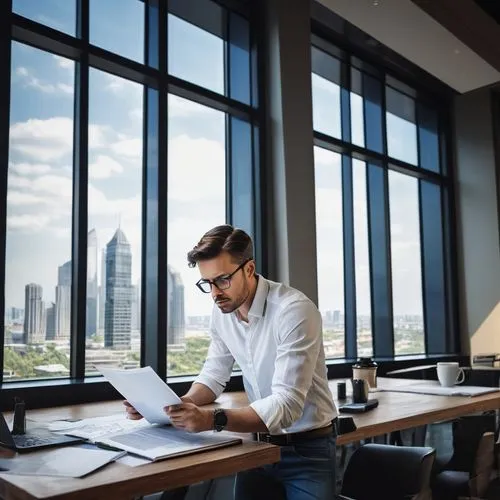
[6, 226, 187, 348]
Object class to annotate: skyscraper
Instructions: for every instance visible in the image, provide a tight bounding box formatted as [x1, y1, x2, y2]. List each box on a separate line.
[24, 283, 45, 344]
[167, 266, 185, 346]
[131, 282, 141, 332]
[55, 260, 71, 339]
[46, 302, 56, 341]
[98, 248, 106, 332]
[86, 229, 98, 338]
[104, 228, 132, 349]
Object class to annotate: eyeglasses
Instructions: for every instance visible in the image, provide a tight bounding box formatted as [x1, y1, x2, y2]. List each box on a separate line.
[196, 259, 251, 294]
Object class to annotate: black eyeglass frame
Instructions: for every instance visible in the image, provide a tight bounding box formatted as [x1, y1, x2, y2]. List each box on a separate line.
[195, 258, 252, 293]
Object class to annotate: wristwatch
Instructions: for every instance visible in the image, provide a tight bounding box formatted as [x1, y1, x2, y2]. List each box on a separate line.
[213, 408, 228, 432]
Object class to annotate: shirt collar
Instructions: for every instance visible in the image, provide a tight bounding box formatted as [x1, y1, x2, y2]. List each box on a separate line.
[247, 275, 269, 318]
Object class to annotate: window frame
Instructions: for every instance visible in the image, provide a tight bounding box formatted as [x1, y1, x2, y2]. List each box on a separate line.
[311, 31, 459, 362]
[0, 0, 260, 408]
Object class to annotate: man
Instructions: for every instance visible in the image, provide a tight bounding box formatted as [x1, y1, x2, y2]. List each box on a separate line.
[125, 225, 337, 499]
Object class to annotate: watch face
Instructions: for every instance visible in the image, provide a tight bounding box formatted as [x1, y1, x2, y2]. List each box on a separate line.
[214, 409, 227, 431]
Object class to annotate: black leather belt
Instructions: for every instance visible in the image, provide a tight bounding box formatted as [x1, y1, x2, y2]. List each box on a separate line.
[254, 419, 337, 446]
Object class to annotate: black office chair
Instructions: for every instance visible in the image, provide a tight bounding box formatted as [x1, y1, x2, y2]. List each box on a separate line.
[432, 414, 496, 500]
[337, 443, 435, 500]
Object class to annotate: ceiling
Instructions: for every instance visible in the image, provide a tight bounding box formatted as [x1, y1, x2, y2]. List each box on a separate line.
[317, 0, 500, 94]
[474, 0, 500, 25]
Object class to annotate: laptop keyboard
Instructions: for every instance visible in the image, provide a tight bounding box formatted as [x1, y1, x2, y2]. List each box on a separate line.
[13, 434, 53, 448]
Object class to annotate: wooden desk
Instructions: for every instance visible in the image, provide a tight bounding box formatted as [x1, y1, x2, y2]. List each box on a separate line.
[1, 377, 499, 499]
[334, 377, 500, 445]
[0, 401, 279, 500]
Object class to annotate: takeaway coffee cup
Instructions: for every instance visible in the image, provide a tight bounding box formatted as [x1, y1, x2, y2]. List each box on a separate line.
[352, 357, 378, 388]
[437, 362, 465, 387]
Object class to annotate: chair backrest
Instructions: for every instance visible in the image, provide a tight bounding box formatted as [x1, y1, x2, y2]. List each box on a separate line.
[341, 444, 435, 500]
[450, 413, 496, 472]
[469, 431, 495, 498]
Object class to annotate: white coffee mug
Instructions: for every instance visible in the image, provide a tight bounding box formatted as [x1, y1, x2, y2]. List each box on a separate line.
[437, 362, 465, 387]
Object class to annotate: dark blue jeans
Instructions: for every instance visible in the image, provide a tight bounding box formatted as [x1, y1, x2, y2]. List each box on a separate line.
[234, 435, 336, 500]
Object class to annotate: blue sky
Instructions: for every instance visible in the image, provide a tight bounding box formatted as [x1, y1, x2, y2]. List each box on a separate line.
[6, 0, 426, 322]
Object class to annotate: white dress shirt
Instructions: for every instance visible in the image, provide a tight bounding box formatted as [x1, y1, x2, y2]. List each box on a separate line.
[194, 276, 337, 435]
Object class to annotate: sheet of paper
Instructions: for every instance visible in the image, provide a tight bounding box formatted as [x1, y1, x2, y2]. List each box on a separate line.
[56, 414, 151, 441]
[97, 366, 182, 424]
[382, 384, 500, 397]
[0, 446, 125, 477]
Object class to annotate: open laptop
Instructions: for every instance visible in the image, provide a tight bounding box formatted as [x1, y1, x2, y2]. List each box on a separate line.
[0, 413, 83, 453]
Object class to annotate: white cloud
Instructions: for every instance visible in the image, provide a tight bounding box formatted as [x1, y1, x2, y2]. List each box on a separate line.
[129, 108, 142, 121]
[7, 191, 47, 206]
[167, 135, 225, 202]
[10, 117, 73, 161]
[168, 95, 213, 118]
[89, 155, 124, 179]
[110, 138, 142, 161]
[7, 214, 51, 230]
[10, 162, 52, 175]
[314, 146, 341, 167]
[53, 55, 74, 69]
[15, 66, 73, 95]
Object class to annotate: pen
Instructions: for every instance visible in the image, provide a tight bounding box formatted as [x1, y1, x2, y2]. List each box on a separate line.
[96, 442, 124, 452]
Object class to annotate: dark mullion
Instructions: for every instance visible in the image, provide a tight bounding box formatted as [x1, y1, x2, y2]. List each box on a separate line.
[342, 155, 357, 360]
[168, 76, 255, 122]
[0, 0, 12, 385]
[441, 107, 460, 353]
[70, 0, 89, 379]
[340, 60, 356, 359]
[224, 8, 232, 226]
[142, 0, 168, 378]
[367, 162, 394, 359]
[313, 131, 446, 186]
[251, 1, 265, 275]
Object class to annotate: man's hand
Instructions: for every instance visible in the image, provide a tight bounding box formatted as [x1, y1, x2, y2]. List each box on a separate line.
[123, 400, 143, 420]
[165, 402, 212, 433]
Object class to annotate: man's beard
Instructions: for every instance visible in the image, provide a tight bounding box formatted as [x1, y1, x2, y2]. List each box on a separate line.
[215, 281, 250, 314]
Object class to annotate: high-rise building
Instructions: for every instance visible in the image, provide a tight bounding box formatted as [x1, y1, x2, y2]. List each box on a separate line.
[46, 302, 56, 340]
[58, 260, 71, 286]
[55, 285, 71, 338]
[104, 228, 132, 349]
[167, 266, 185, 346]
[24, 283, 45, 344]
[55, 260, 71, 339]
[98, 248, 106, 332]
[86, 229, 98, 338]
[131, 282, 141, 332]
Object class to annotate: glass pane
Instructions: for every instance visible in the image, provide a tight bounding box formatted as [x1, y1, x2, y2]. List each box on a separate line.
[350, 68, 365, 147]
[166, 94, 225, 379]
[352, 160, 372, 357]
[386, 87, 418, 165]
[168, 14, 224, 94]
[314, 147, 344, 359]
[90, 0, 144, 62]
[418, 103, 440, 173]
[388, 171, 425, 355]
[4, 43, 74, 381]
[13, 0, 76, 36]
[312, 73, 341, 139]
[87, 68, 143, 374]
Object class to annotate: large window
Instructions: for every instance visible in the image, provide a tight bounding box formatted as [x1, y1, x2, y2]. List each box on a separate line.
[1, 0, 257, 384]
[312, 36, 453, 360]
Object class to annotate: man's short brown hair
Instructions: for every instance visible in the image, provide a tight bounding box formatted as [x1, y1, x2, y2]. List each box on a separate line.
[187, 225, 253, 267]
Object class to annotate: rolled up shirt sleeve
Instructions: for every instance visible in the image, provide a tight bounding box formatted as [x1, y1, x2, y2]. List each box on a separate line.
[194, 323, 234, 400]
[250, 300, 322, 434]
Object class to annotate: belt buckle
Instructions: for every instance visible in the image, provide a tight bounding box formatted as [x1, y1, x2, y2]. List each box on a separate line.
[259, 433, 272, 443]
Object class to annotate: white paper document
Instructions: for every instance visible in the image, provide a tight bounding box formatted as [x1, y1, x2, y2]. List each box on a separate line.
[0, 446, 125, 477]
[52, 414, 151, 441]
[96, 426, 242, 461]
[382, 384, 500, 397]
[97, 366, 182, 424]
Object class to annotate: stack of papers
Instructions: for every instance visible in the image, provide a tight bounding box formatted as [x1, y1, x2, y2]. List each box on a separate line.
[0, 446, 125, 477]
[382, 384, 500, 397]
